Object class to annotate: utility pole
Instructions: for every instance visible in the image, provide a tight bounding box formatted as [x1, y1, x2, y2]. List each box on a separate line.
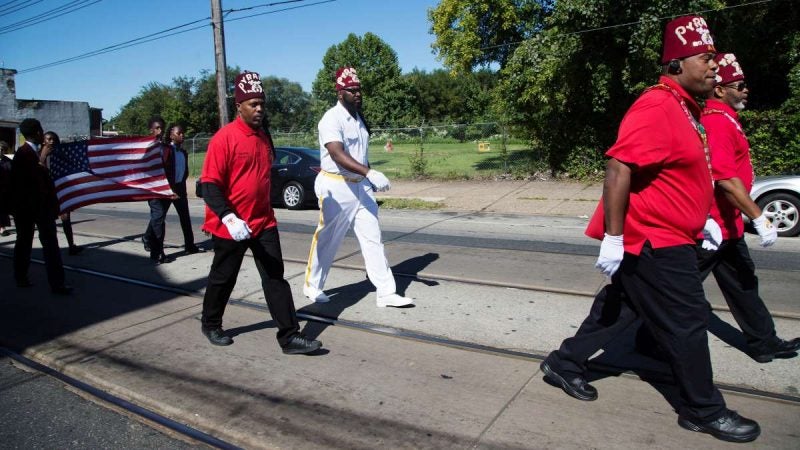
[211, 0, 229, 127]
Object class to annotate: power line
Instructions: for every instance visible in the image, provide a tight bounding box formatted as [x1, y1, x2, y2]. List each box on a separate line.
[17, 16, 211, 74]
[226, 0, 307, 14]
[226, 0, 335, 24]
[0, 0, 92, 32]
[0, 0, 102, 35]
[0, 0, 41, 17]
[0, 0, 25, 11]
[0, 0, 21, 8]
[16, 0, 336, 75]
[475, 0, 778, 55]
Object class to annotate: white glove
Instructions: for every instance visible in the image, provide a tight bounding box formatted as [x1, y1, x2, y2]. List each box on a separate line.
[752, 214, 777, 247]
[595, 233, 624, 277]
[366, 169, 391, 192]
[222, 213, 252, 241]
[701, 217, 723, 251]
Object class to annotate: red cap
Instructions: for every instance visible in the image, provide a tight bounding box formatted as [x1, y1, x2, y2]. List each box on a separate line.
[234, 71, 265, 104]
[334, 67, 361, 91]
[714, 53, 745, 84]
[661, 15, 716, 64]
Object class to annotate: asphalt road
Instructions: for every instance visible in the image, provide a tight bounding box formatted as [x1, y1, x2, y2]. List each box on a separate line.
[0, 356, 201, 449]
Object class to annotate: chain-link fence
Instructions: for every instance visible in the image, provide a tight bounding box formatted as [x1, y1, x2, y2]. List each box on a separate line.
[187, 123, 553, 179]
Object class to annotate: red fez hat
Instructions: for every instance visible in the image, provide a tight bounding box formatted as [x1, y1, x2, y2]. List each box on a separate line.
[714, 53, 745, 85]
[335, 67, 361, 91]
[661, 15, 716, 64]
[234, 71, 265, 104]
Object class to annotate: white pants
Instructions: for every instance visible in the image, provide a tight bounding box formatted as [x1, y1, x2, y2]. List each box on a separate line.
[304, 173, 396, 296]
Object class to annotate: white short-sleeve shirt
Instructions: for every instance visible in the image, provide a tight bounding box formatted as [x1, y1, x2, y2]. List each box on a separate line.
[317, 101, 369, 178]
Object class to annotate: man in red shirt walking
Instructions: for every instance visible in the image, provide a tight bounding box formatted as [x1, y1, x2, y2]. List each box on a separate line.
[698, 53, 799, 362]
[540, 17, 760, 442]
[198, 71, 322, 355]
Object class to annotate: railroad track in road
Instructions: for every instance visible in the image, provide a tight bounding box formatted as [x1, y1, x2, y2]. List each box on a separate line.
[0, 348, 241, 450]
[280, 255, 800, 321]
[6, 252, 799, 406]
[5, 225, 797, 321]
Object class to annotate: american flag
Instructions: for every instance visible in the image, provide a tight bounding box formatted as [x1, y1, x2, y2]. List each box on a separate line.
[50, 136, 175, 214]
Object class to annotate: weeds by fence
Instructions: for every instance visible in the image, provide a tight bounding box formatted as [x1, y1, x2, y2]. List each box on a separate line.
[186, 122, 577, 180]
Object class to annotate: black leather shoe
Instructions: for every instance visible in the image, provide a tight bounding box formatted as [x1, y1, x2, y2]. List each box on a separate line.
[16, 279, 33, 288]
[282, 334, 322, 355]
[750, 337, 800, 363]
[201, 327, 233, 346]
[185, 245, 204, 254]
[678, 409, 760, 443]
[152, 253, 173, 265]
[68, 245, 84, 255]
[142, 236, 151, 252]
[51, 285, 74, 295]
[540, 361, 597, 401]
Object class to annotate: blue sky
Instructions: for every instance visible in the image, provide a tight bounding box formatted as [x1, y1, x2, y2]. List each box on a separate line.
[0, 0, 443, 118]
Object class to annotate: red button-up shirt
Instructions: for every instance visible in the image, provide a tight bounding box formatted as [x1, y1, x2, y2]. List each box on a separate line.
[701, 99, 752, 240]
[201, 117, 277, 238]
[586, 76, 714, 255]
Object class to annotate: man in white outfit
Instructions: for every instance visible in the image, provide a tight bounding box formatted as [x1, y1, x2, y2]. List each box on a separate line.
[304, 66, 414, 308]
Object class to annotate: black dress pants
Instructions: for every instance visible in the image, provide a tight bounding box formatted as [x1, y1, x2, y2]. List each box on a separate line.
[13, 211, 65, 288]
[171, 183, 196, 248]
[697, 238, 777, 352]
[144, 183, 195, 258]
[144, 198, 170, 258]
[201, 226, 300, 346]
[546, 243, 726, 422]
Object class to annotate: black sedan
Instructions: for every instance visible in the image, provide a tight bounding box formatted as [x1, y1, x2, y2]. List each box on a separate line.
[271, 147, 321, 209]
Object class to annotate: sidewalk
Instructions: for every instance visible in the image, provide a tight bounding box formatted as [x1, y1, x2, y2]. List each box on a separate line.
[186, 177, 604, 217]
[378, 179, 603, 217]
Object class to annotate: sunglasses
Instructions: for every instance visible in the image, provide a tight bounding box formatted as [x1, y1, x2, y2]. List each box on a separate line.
[724, 82, 747, 92]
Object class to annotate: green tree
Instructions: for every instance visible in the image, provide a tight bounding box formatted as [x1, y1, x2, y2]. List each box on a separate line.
[494, 0, 727, 174]
[367, 76, 421, 128]
[431, 0, 800, 175]
[406, 68, 498, 124]
[428, 0, 554, 74]
[311, 32, 411, 127]
[262, 76, 313, 132]
[189, 67, 241, 134]
[110, 82, 175, 135]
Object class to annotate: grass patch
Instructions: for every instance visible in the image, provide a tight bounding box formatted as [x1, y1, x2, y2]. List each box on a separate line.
[187, 140, 537, 180]
[377, 198, 445, 210]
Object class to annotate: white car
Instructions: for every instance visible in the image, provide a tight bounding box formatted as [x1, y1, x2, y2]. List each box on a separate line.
[750, 175, 800, 237]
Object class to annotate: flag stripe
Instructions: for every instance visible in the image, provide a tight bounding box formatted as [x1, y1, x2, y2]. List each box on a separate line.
[50, 137, 175, 214]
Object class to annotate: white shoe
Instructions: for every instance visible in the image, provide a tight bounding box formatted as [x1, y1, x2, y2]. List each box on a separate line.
[303, 285, 330, 303]
[376, 293, 414, 308]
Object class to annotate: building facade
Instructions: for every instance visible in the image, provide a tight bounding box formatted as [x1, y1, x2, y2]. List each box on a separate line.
[0, 68, 103, 147]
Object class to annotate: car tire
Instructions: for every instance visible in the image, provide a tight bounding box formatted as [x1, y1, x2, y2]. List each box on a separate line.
[282, 181, 305, 210]
[757, 192, 800, 237]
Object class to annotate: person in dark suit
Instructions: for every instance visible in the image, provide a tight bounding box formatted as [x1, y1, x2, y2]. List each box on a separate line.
[0, 140, 12, 236]
[142, 122, 202, 264]
[11, 118, 72, 294]
[141, 116, 172, 263]
[39, 131, 83, 255]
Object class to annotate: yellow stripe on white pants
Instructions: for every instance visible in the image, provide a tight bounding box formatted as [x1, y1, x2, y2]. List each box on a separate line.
[304, 173, 396, 296]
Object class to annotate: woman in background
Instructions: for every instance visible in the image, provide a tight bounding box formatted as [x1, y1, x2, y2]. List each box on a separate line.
[0, 141, 12, 236]
[40, 131, 83, 255]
